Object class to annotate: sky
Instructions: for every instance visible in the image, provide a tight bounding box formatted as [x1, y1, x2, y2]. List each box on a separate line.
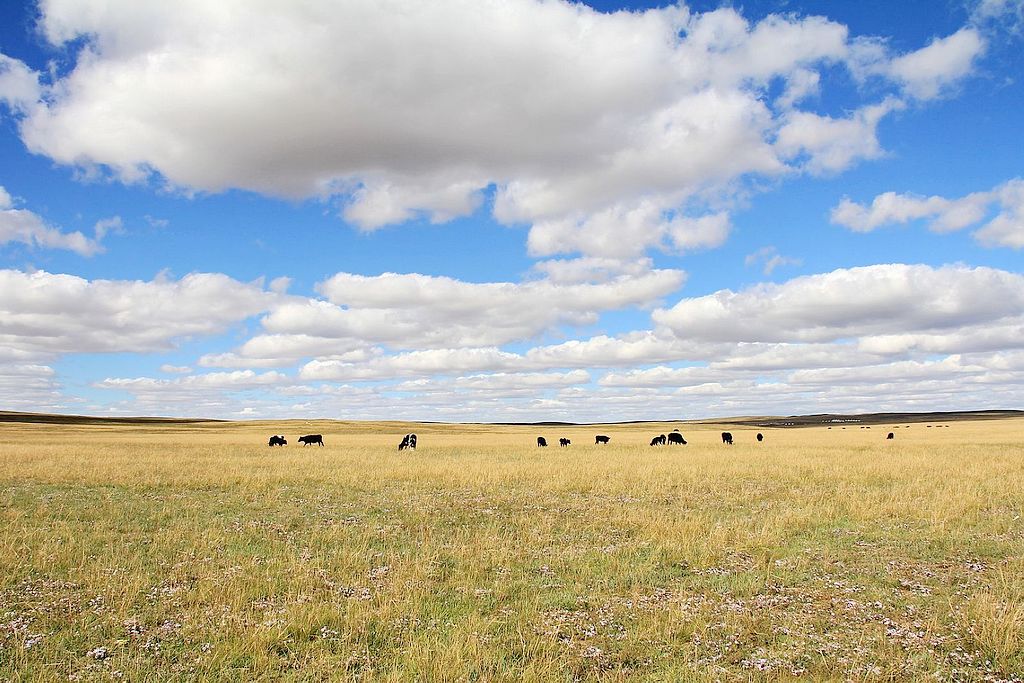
[0, 0, 1022, 422]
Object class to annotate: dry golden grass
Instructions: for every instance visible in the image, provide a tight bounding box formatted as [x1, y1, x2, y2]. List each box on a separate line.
[1, 417, 1023, 681]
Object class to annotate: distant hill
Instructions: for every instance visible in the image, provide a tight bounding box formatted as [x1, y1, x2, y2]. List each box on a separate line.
[716, 410, 1024, 428]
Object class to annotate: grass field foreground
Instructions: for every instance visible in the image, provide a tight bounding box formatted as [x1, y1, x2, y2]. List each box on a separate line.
[1, 418, 1023, 681]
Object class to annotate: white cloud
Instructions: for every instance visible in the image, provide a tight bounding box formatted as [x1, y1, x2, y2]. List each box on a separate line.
[775, 98, 904, 175]
[525, 201, 733, 259]
[295, 331, 724, 383]
[832, 178, 1024, 248]
[0, 269, 275, 359]
[787, 356, 988, 387]
[744, 246, 801, 275]
[971, 0, 1024, 31]
[0, 363, 65, 411]
[530, 257, 659, 285]
[599, 365, 728, 388]
[776, 69, 821, 110]
[886, 28, 985, 99]
[0, 2, 987, 258]
[294, 268, 684, 347]
[452, 370, 590, 391]
[653, 263, 1024, 344]
[199, 337, 377, 369]
[93, 216, 123, 240]
[0, 56, 40, 113]
[159, 364, 192, 374]
[0, 187, 105, 256]
[300, 348, 523, 382]
[98, 370, 290, 391]
[975, 179, 1024, 248]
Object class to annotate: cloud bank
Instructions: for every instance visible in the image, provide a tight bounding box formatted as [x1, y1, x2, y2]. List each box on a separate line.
[0, 1, 987, 259]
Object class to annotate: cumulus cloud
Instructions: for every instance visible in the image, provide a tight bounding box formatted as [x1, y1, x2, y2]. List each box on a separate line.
[885, 28, 985, 99]
[0, 269, 275, 359]
[0, 1, 989, 258]
[653, 263, 1024, 344]
[248, 267, 687, 353]
[530, 257, 660, 285]
[295, 331, 724, 383]
[92, 371, 295, 417]
[775, 98, 904, 175]
[832, 178, 1024, 248]
[0, 363, 65, 411]
[0, 187, 105, 256]
[0, 56, 40, 113]
[97, 370, 290, 391]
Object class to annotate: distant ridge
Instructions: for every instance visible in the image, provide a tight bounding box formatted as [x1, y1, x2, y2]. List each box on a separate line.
[717, 410, 1024, 428]
[0, 409, 1020, 427]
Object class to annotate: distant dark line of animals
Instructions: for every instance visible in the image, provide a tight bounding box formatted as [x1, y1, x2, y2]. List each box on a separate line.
[268, 425, 912, 449]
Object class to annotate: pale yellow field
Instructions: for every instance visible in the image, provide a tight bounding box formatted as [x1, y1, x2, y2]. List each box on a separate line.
[1, 417, 1022, 681]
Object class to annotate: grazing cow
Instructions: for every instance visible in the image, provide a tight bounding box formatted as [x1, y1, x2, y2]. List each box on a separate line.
[268, 435, 287, 447]
[595, 435, 610, 445]
[537, 436, 548, 447]
[298, 434, 324, 446]
[559, 438, 571, 447]
[756, 433, 764, 442]
[650, 434, 666, 446]
[887, 432, 894, 440]
[721, 432, 733, 445]
[667, 432, 686, 445]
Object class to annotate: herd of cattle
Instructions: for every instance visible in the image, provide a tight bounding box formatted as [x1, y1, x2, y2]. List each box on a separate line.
[268, 427, 906, 448]
[537, 430, 751, 446]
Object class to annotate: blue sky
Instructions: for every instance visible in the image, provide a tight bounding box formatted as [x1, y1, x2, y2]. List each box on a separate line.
[0, 0, 1022, 421]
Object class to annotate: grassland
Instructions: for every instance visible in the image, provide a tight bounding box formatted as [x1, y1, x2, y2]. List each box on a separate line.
[1, 417, 1023, 681]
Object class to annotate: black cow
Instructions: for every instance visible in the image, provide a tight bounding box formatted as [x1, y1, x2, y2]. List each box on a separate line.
[756, 433, 763, 442]
[559, 438, 571, 447]
[298, 434, 324, 446]
[721, 432, 733, 445]
[650, 434, 666, 446]
[887, 432, 894, 440]
[268, 435, 287, 447]
[398, 433, 417, 451]
[667, 432, 686, 445]
[595, 435, 610, 445]
[537, 436, 547, 447]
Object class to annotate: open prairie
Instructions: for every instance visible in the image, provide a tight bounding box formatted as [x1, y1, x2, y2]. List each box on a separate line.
[1, 417, 1023, 681]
